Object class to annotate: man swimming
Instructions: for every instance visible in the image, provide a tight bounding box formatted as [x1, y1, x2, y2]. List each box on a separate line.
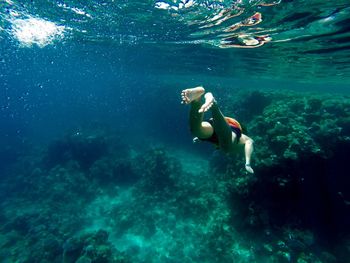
[181, 86, 254, 173]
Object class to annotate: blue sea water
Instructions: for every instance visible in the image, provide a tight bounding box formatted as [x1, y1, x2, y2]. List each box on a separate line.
[1, 0, 350, 262]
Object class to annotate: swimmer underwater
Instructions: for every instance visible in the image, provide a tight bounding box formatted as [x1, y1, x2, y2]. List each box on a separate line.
[181, 86, 254, 174]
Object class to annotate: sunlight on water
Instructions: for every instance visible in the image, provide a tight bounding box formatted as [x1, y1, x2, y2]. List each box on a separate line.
[57, 2, 92, 18]
[1, 0, 350, 81]
[11, 17, 65, 47]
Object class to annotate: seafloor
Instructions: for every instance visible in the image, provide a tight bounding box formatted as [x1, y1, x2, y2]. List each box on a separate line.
[0, 90, 349, 263]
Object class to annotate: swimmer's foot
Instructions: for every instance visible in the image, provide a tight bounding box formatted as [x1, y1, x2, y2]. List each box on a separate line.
[199, 92, 215, 113]
[181, 86, 205, 104]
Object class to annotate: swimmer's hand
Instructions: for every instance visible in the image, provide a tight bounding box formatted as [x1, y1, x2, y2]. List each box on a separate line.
[245, 163, 254, 174]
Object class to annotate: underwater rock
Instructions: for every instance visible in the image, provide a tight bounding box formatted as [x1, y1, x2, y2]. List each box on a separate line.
[27, 233, 62, 262]
[43, 129, 128, 172]
[44, 132, 109, 170]
[89, 157, 140, 186]
[228, 90, 272, 122]
[135, 147, 181, 195]
[75, 256, 92, 263]
[63, 236, 86, 263]
[63, 230, 128, 263]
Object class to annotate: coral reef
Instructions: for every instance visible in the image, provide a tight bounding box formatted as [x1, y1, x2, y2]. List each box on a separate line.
[0, 91, 349, 262]
[44, 130, 128, 171]
[215, 90, 350, 260]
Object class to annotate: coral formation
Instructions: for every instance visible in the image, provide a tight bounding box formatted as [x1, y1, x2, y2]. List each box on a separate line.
[0, 91, 349, 262]
[216, 90, 350, 258]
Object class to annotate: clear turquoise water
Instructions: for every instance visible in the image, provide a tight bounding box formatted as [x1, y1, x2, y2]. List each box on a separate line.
[1, 0, 350, 83]
[1, 1, 350, 262]
[1, 0, 349, 142]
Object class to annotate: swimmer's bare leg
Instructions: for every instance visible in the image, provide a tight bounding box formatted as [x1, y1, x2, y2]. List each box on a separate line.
[202, 92, 233, 152]
[239, 134, 254, 173]
[181, 87, 213, 139]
